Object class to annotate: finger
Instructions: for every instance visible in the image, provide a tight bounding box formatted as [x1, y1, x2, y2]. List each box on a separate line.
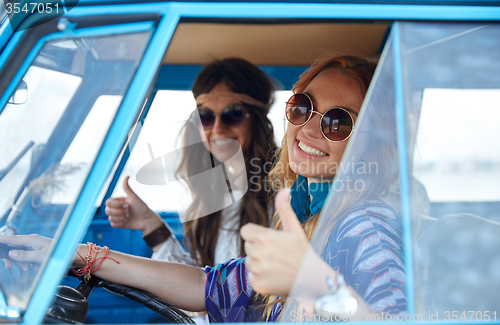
[247, 270, 257, 287]
[275, 187, 291, 210]
[108, 216, 127, 228]
[105, 206, 127, 217]
[8, 249, 43, 264]
[243, 238, 271, 262]
[247, 271, 268, 295]
[3, 259, 12, 270]
[244, 255, 267, 276]
[276, 188, 303, 233]
[243, 240, 257, 257]
[108, 214, 127, 222]
[0, 235, 37, 248]
[109, 221, 126, 228]
[18, 262, 30, 271]
[106, 197, 128, 209]
[244, 256, 255, 271]
[123, 176, 139, 199]
[240, 223, 275, 241]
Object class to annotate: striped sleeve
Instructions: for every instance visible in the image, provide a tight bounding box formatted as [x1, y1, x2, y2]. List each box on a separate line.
[204, 257, 253, 323]
[324, 202, 406, 315]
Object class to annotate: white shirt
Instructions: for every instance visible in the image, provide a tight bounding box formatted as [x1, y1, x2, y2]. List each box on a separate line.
[151, 199, 242, 266]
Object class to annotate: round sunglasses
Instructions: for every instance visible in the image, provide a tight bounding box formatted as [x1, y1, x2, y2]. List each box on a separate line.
[285, 93, 355, 142]
[196, 103, 250, 129]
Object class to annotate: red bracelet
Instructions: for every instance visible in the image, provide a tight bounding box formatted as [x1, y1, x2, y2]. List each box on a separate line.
[73, 242, 119, 281]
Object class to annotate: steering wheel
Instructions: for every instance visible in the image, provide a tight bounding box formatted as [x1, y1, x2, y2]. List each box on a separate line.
[1, 244, 195, 324]
[45, 271, 195, 324]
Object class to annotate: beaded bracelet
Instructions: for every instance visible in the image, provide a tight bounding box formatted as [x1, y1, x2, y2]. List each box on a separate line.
[73, 242, 119, 281]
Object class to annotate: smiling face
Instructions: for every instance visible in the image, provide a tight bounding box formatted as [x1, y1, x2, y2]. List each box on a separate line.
[197, 82, 252, 162]
[287, 68, 365, 180]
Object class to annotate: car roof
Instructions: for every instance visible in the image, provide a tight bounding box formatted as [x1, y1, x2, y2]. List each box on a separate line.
[75, 0, 499, 5]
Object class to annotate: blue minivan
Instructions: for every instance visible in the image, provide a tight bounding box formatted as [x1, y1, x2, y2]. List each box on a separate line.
[0, 0, 499, 323]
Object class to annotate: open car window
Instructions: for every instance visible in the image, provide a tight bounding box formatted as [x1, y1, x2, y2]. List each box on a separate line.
[108, 90, 291, 213]
[404, 22, 500, 317]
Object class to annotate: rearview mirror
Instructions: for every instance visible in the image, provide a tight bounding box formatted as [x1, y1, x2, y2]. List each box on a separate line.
[8, 80, 28, 105]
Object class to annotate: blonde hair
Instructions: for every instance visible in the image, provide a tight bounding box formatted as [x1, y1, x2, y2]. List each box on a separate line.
[262, 54, 386, 319]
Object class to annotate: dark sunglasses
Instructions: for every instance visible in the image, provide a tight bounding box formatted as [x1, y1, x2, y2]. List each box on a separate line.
[285, 93, 355, 142]
[195, 103, 250, 129]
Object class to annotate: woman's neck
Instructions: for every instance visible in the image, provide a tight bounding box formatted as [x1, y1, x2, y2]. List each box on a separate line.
[307, 175, 335, 185]
[224, 159, 247, 191]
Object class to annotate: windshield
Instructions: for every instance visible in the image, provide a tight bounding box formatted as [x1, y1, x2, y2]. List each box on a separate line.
[0, 31, 150, 315]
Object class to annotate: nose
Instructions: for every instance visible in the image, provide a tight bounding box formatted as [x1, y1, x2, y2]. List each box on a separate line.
[301, 112, 323, 139]
[211, 115, 228, 135]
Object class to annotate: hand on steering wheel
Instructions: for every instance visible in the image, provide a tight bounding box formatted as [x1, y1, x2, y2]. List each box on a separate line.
[0, 234, 51, 270]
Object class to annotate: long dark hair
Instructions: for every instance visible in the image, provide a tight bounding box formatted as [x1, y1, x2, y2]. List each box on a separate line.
[176, 58, 278, 266]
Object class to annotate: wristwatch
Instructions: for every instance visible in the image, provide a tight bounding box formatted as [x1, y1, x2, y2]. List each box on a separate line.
[142, 223, 171, 249]
[314, 274, 358, 320]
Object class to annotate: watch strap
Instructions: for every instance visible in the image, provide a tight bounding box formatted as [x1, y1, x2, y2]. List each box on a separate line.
[143, 223, 171, 249]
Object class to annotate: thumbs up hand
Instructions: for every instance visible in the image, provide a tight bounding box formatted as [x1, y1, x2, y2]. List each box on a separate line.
[240, 188, 309, 296]
[275, 188, 307, 234]
[105, 176, 163, 235]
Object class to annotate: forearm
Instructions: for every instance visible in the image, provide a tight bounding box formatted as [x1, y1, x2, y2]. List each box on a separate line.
[74, 245, 206, 311]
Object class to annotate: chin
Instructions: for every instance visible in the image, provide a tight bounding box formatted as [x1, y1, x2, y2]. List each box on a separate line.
[289, 161, 334, 180]
[209, 139, 242, 163]
[212, 147, 241, 163]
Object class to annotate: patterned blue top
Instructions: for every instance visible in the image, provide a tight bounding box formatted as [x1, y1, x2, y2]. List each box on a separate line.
[204, 201, 406, 322]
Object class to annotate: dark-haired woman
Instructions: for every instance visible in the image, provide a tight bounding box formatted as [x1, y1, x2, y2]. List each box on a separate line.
[105, 58, 278, 267]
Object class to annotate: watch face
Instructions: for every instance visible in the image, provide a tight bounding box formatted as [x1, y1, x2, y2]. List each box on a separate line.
[314, 286, 358, 319]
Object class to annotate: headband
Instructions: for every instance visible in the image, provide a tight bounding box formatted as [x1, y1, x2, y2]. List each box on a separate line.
[195, 91, 266, 109]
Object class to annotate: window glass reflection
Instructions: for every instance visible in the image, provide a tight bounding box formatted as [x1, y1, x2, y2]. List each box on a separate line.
[110, 90, 291, 212]
[0, 31, 150, 311]
[401, 22, 500, 317]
